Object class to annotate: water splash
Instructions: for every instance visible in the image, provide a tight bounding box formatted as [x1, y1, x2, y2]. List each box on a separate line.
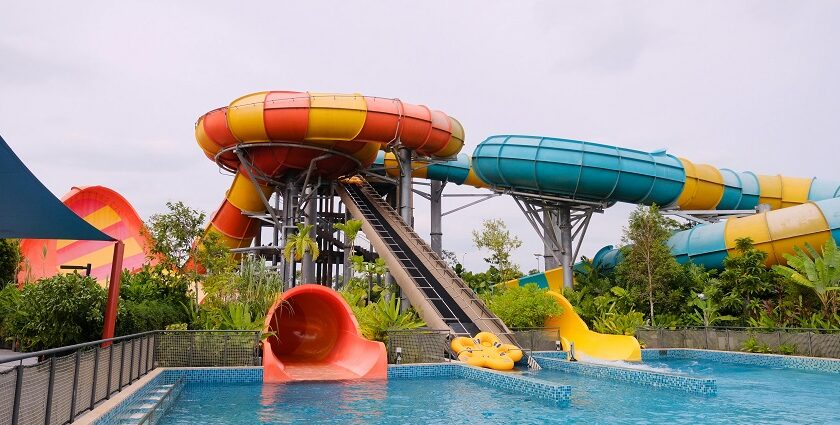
[575, 353, 682, 375]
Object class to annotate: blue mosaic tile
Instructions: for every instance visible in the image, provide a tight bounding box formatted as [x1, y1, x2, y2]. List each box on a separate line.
[533, 355, 717, 396]
[389, 363, 571, 405]
[642, 348, 840, 373]
[159, 367, 263, 384]
[532, 351, 569, 360]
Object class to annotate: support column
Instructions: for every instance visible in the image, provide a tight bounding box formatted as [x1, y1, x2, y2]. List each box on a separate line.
[284, 181, 299, 289]
[102, 241, 124, 342]
[558, 207, 574, 289]
[397, 147, 413, 311]
[398, 147, 413, 225]
[430, 180, 443, 255]
[301, 184, 317, 284]
[543, 210, 561, 270]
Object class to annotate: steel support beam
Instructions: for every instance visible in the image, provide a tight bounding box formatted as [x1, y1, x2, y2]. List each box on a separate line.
[558, 207, 574, 289]
[301, 184, 317, 284]
[398, 147, 413, 225]
[430, 179, 443, 255]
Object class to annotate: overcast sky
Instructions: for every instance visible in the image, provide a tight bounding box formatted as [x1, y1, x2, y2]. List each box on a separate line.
[2, 1, 839, 273]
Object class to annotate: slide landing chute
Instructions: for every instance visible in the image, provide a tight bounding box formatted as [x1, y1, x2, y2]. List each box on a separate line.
[263, 284, 387, 383]
[508, 268, 642, 362]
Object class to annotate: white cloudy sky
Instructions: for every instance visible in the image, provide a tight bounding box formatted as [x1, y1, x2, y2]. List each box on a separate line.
[2, 1, 839, 272]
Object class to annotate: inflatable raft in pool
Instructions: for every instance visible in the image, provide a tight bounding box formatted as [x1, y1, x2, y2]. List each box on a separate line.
[450, 332, 523, 371]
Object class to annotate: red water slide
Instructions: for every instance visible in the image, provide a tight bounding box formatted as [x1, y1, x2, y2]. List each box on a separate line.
[262, 284, 387, 383]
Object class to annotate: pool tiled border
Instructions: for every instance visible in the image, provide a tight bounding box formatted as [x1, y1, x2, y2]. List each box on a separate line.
[389, 363, 571, 405]
[533, 355, 717, 396]
[642, 348, 840, 373]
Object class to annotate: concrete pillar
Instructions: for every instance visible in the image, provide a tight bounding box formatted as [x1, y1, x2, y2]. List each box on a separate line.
[558, 207, 574, 289]
[430, 180, 443, 255]
[301, 184, 317, 284]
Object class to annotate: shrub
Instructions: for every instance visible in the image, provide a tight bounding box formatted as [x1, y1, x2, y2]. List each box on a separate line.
[593, 311, 646, 336]
[485, 284, 564, 329]
[741, 335, 772, 353]
[0, 239, 21, 288]
[777, 343, 797, 355]
[116, 299, 186, 335]
[5, 273, 106, 351]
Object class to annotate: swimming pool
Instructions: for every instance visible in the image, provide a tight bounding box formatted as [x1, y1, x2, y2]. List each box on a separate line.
[108, 351, 840, 424]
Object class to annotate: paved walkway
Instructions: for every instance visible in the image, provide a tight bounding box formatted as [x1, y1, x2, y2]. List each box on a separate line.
[0, 348, 37, 370]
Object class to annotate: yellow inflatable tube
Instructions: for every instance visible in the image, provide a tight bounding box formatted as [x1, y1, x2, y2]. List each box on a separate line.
[450, 332, 523, 371]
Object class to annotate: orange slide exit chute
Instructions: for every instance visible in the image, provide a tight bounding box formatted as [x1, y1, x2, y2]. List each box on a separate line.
[263, 284, 387, 383]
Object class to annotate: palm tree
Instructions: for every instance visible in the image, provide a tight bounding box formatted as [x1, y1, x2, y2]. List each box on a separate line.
[284, 223, 320, 263]
[334, 219, 363, 287]
[773, 239, 840, 318]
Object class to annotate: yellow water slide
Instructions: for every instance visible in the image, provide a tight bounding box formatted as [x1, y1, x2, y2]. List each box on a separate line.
[506, 268, 642, 362]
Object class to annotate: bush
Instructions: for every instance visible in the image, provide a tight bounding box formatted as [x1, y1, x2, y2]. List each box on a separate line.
[593, 311, 646, 336]
[4, 273, 106, 351]
[0, 239, 21, 288]
[484, 284, 563, 329]
[741, 335, 772, 353]
[117, 299, 186, 335]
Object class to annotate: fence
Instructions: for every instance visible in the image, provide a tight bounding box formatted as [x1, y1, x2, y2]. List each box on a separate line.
[0, 330, 260, 425]
[637, 327, 840, 358]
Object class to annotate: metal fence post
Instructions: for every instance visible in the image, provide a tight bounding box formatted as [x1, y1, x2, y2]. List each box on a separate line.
[69, 350, 81, 423]
[223, 334, 229, 366]
[119, 342, 126, 390]
[90, 348, 100, 411]
[11, 364, 23, 425]
[809, 332, 813, 356]
[726, 329, 731, 351]
[152, 332, 158, 369]
[129, 339, 135, 384]
[45, 357, 56, 425]
[106, 344, 114, 399]
[189, 333, 195, 367]
[253, 331, 261, 366]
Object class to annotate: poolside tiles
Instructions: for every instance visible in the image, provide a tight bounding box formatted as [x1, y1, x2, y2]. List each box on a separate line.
[643, 349, 840, 374]
[533, 355, 717, 396]
[158, 366, 263, 384]
[389, 363, 572, 405]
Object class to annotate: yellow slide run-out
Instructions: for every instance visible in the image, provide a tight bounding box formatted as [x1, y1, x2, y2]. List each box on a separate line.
[506, 267, 642, 362]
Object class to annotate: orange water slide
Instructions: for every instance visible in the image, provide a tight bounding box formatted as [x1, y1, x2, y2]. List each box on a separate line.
[195, 91, 465, 250]
[19, 186, 148, 283]
[262, 284, 387, 382]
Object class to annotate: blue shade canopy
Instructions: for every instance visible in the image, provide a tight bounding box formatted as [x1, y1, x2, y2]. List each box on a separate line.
[0, 134, 115, 241]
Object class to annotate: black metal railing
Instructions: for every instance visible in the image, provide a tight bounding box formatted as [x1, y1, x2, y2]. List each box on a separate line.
[636, 326, 840, 358]
[0, 330, 260, 425]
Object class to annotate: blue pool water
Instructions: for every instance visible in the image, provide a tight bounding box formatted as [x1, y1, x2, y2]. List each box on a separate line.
[159, 359, 840, 424]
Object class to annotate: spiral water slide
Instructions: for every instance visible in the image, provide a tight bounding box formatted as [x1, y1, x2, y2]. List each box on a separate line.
[195, 91, 515, 379]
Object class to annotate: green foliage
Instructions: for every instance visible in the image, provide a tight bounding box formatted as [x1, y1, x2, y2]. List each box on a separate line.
[5, 273, 106, 351]
[0, 285, 22, 341]
[350, 255, 388, 302]
[199, 256, 284, 330]
[115, 264, 192, 335]
[484, 284, 563, 329]
[340, 287, 425, 343]
[777, 343, 797, 355]
[593, 311, 645, 336]
[284, 223, 320, 262]
[688, 285, 738, 327]
[0, 239, 21, 288]
[773, 239, 840, 319]
[334, 219, 363, 247]
[460, 267, 503, 295]
[740, 335, 772, 353]
[718, 238, 777, 322]
[144, 201, 205, 271]
[616, 204, 681, 323]
[117, 299, 185, 335]
[472, 219, 523, 283]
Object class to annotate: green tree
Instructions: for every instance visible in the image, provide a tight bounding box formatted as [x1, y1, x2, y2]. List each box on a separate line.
[718, 237, 775, 321]
[144, 201, 206, 271]
[0, 239, 21, 288]
[472, 219, 523, 283]
[5, 273, 106, 351]
[773, 239, 840, 319]
[351, 255, 388, 303]
[484, 284, 563, 328]
[284, 223, 320, 262]
[615, 204, 680, 324]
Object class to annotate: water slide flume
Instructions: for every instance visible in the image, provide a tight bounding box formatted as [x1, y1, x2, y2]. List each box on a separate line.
[263, 284, 387, 382]
[506, 268, 642, 362]
[195, 91, 465, 250]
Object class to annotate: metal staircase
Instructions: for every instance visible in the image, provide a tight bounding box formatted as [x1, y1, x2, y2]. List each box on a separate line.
[339, 178, 513, 342]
